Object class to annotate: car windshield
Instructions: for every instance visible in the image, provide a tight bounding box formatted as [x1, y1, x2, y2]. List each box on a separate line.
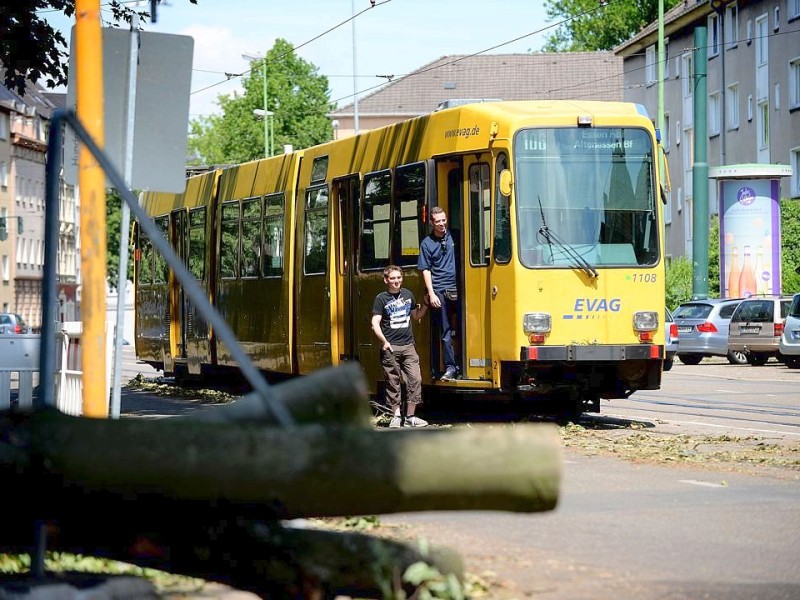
[673, 303, 712, 319]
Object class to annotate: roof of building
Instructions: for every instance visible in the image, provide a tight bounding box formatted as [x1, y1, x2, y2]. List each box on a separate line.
[330, 52, 623, 117]
[0, 65, 59, 117]
[614, 0, 711, 55]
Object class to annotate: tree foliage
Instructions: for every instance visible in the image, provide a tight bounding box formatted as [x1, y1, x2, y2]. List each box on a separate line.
[188, 38, 333, 165]
[543, 0, 682, 52]
[780, 199, 800, 294]
[0, 1, 192, 95]
[106, 188, 134, 284]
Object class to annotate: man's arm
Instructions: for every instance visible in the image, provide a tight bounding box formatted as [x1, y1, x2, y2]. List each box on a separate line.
[422, 270, 440, 308]
[371, 314, 391, 351]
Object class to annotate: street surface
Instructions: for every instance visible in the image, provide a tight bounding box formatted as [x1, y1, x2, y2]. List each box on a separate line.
[119, 349, 800, 599]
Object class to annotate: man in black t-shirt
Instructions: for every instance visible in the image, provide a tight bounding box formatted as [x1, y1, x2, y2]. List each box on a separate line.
[371, 265, 429, 428]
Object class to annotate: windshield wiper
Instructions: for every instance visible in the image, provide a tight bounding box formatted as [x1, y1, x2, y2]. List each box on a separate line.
[537, 196, 599, 279]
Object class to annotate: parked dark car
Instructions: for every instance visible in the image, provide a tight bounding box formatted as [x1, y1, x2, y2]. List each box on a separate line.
[0, 313, 29, 334]
[728, 296, 793, 365]
[664, 309, 678, 371]
[671, 298, 746, 365]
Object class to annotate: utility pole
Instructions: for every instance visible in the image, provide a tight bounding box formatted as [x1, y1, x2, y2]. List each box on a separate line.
[75, 0, 108, 417]
[692, 26, 709, 300]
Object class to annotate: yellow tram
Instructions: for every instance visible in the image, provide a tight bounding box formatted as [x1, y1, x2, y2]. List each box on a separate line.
[135, 100, 668, 414]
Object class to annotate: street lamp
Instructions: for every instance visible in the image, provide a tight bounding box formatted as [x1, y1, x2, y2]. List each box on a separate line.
[242, 51, 272, 157]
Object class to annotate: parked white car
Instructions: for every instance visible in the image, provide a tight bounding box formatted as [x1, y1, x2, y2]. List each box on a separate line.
[779, 293, 800, 369]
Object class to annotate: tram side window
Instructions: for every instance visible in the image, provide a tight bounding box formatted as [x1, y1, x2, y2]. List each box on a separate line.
[188, 208, 206, 280]
[241, 197, 261, 278]
[138, 230, 153, 285]
[468, 163, 491, 266]
[154, 215, 169, 284]
[494, 153, 511, 263]
[361, 170, 391, 271]
[262, 193, 285, 278]
[220, 201, 240, 279]
[304, 186, 329, 275]
[394, 163, 425, 267]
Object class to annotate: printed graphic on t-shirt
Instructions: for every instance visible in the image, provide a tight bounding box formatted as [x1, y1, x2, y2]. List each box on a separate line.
[386, 296, 412, 329]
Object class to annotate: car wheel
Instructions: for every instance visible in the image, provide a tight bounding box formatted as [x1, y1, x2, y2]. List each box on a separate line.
[726, 350, 748, 365]
[746, 353, 768, 366]
[785, 357, 800, 369]
[678, 354, 703, 366]
[663, 358, 674, 371]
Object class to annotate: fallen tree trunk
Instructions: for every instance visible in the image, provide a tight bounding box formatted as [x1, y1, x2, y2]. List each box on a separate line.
[0, 411, 560, 517]
[0, 513, 463, 599]
[191, 362, 372, 426]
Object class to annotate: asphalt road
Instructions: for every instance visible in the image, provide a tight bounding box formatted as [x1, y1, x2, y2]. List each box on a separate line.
[118, 349, 800, 599]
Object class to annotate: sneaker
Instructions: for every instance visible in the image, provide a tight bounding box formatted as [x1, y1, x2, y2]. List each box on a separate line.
[405, 415, 428, 428]
[440, 367, 457, 382]
[389, 416, 403, 428]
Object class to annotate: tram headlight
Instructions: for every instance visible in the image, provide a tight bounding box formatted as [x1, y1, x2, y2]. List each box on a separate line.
[523, 312, 551, 335]
[633, 311, 659, 332]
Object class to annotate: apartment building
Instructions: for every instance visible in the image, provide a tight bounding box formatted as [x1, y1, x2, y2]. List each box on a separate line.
[616, 0, 800, 260]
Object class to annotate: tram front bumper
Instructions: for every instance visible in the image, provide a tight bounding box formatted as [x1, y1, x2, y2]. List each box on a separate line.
[520, 344, 663, 362]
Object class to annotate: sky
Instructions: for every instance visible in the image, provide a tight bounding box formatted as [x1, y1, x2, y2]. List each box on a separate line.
[45, 0, 553, 119]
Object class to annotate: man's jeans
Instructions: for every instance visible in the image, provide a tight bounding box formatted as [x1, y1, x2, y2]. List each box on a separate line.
[431, 289, 458, 376]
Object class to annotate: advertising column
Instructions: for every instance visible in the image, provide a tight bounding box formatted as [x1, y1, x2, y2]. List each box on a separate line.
[710, 165, 792, 299]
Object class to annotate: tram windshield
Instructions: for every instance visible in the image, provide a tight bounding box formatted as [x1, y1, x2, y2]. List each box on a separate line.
[514, 127, 659, 269]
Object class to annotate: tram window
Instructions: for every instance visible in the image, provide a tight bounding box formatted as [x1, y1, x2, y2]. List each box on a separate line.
[304, 186, 329, 275]
[394, 163, 425, 267]
[468, 163, 491, 266]
[361, 170, 391, 271]
[494, 153, 511, 263]
[220, 201, 240, 279]
[311, 156, 329, 184]
[241, 197, 261, 278]
[262, 193, 285, 278]
[138, 230, 153, 285]
[154, 215, 169, 284]
[188, 207, 206, 280]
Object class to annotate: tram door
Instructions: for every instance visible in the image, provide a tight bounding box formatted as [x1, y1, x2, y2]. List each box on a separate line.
[170, 209, 189, 361]
[461, 155, 492, 381]
[334, 176, 360, 362]
[295, 185, 333, 373]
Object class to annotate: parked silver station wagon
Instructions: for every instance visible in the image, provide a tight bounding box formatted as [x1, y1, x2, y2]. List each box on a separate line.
[671, 298, 746, 365]
[778, 293, 800, 369]
[0, 313, 29, 335]
[728, 296, 792, 366]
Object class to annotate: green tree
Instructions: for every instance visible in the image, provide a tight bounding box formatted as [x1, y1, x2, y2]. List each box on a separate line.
[781, 199, 800, 294]
[543, 0, 681, 52]
[665, 256, 692, 310]
[189, 38, 333, 164]
[0, 1, 196, 95]
[106, 188, 134, 283]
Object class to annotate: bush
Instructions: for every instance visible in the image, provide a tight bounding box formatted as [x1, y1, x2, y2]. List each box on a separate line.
[665, 256, 693, 310]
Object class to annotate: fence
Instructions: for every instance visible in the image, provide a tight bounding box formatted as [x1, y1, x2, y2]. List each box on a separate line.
[0, 321, 114, 416]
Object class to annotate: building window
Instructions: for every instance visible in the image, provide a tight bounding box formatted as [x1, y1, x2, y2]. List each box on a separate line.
[774, 6, 780, 30]
[757, 100, 770, 149]
[775, 83, 781, 110]
[790, 147, 800, 198]
[663, 113, 671, 151]
[682, 54, 693, 99]
[790, 57, 800, 110]
[676, 120, 681, 145]
[0, 162, 7, 188]
[646, 45, 656, 85]
[2, 256, 8, 282]
[664, 189, 672, 224]
[725, 3, 739, 49]
[790, 0, 800, 20]
[664, 38, 670, 78]
[683, 127, 693, 197]
[708, 13, 720, 57]
[726, 83, 740, 130]
[747, 94, 753, 121]
[709, 91, 721, 136]
[0, 113, 7, 140]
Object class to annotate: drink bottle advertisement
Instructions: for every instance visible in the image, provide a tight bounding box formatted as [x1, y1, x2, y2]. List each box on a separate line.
[718, 178, 781, 298]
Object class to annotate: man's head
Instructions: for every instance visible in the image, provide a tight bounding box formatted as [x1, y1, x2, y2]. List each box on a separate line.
[383, 265, 403, 292]
[430, 206, 447, 237]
